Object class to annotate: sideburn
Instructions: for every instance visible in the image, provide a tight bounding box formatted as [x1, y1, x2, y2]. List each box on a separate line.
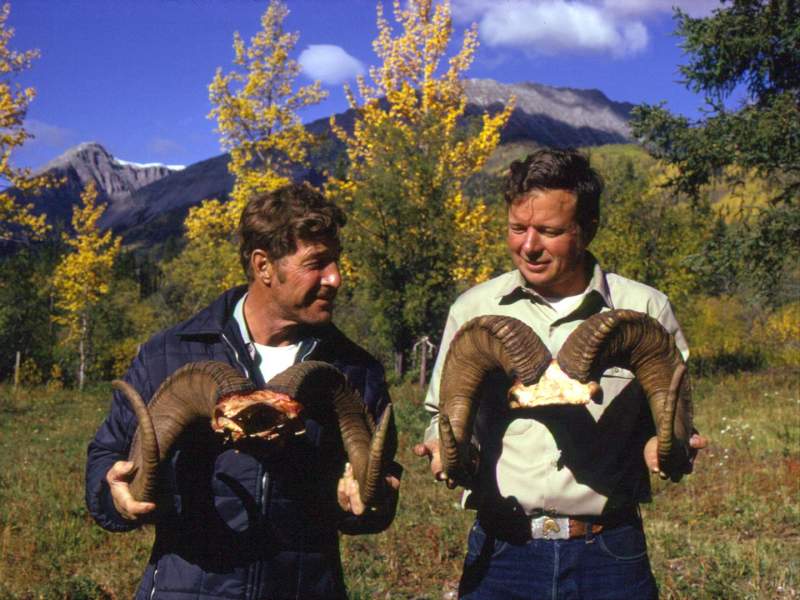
[274, 261, 288, 284]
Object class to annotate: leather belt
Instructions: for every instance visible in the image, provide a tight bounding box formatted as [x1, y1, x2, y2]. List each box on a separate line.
[478, 505, 640, 543]
[529, 515, 604, 540]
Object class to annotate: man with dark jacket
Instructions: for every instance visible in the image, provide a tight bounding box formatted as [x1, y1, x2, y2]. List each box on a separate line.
[86, 184, 400, 600]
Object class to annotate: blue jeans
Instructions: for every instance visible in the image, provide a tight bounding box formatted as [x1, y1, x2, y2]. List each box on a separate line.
[458, 520, 658, 599]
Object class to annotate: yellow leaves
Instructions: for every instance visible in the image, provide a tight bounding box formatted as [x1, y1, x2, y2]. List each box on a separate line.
[0, 192, 47, 240]
[330, 0, 512, 289]
[685, 296, 799, 369]
[180, 195, 247, 292]
[0, 2, 57, 243]
[184, 197, 241, 243]
[447, 192, 495, 283]
[684, 295, 754, 362]
[208, 0, 325, 208]
[181, 0, 327, 292]
[52, 182, 121, 344]
[757, 301, 800, 367]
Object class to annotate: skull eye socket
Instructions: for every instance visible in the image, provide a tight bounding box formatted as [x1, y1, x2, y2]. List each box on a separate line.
[213, 391, 305, 441]
[230, 404, 287, 432]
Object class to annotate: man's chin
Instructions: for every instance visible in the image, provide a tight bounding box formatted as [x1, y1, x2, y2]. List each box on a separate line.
[519, 269, 554, 289]
[306, 308, 334, 326]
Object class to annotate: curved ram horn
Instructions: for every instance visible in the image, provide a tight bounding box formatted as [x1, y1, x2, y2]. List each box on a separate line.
[557, 309, 693, 479]
[266, 361, 396, 507]
[112, 361, 255, 503]
[438, 315, 551, 489]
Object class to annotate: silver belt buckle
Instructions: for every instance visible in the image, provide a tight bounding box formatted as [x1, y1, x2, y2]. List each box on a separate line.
[530, 515, 570, 540]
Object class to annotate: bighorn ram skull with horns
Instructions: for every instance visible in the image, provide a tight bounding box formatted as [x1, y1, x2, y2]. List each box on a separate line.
[112, 360, 394, 508]
[438, 309, 693, 488]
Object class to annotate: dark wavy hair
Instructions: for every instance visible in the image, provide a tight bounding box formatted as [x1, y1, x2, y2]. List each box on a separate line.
[238, 183, 346, 280]
[505, 149, 604, 238]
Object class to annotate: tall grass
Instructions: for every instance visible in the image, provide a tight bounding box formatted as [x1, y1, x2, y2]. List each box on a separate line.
[0, 369, 797, 599]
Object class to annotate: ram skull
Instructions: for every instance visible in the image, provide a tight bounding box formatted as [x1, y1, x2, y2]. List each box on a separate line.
[438, 309, 693, 488]
[113, 360, 394, 508]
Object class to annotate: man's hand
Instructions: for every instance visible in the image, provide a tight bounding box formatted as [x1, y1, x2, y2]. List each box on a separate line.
[644, 433, 709, 478]
[336, 462, 401, 516]
[412, 439, 444, 481]
[106, 460, 156, 521]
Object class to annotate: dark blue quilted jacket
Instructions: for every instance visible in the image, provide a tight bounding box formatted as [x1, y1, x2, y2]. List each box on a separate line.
[85, 286, 395, 600]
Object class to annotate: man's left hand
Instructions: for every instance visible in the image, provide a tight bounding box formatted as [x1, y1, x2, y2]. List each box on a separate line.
[337, 462, 401, 516]
[644, 433, 708, 478]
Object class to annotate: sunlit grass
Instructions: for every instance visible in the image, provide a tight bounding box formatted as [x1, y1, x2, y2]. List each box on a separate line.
[0, 368, 797, 598]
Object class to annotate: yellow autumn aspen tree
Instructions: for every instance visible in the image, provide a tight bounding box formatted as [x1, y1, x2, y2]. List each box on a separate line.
[53, 182, 121, 390]
[168, 0, 327, 299]
[328, 0, 512, 373]
[0, 2, 55, 243]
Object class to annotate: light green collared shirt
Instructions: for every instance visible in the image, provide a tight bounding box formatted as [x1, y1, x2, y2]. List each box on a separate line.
[424, 255, 688, 516]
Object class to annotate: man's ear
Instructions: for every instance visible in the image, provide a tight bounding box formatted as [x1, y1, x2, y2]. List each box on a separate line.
[251, 249, 273, 284]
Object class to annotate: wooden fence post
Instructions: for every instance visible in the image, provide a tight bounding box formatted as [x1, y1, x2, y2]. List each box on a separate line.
[13, 351, 20, 392]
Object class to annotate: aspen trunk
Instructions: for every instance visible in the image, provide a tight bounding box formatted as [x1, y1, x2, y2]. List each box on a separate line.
[13, 351, 20, 392]
[78, 314, 87, 392]
[419, 346, 428, 390]
[394, 351, 404, 378]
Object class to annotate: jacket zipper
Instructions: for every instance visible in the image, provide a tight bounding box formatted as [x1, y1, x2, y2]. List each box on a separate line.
[149, 567, 158, 600]
[255, 470, 270, 598]
[297, 338, 318, 363]
[243, 336, 316, 599]
[222, 330, 258, 597]
[221, 332, 250, 379]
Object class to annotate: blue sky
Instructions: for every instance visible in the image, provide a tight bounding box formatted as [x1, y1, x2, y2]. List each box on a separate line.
[12, 0, 721, 170]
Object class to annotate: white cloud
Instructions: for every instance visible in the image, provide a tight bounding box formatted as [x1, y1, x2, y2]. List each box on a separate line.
[478, 1, 648, 56]
[452, 0, 496, 22]
[24, 119, 75, 147]
[298, 44, 364, 85]
[451, 0, 720, 57]
[602, 0, 720, 18]
[454, 0, 719, 22]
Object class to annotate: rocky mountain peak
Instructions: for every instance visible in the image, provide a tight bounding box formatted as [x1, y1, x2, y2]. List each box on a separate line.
[36, 142, 178, 202]
[464, 79, 633, 146]
[25, 78, 639, 244]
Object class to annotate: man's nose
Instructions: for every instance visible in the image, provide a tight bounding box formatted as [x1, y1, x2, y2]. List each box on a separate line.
[521, 229, 542, 255]
[322, 262, 341, 288]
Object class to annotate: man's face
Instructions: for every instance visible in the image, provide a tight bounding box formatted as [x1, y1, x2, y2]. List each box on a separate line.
[507, 188, 590, 298]
[268, 237, 342, 327]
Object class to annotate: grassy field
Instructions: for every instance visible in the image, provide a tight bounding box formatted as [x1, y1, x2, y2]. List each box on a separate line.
[0, 368, 797, 599]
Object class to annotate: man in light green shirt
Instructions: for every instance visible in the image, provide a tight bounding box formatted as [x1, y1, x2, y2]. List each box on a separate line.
[414, 149, 706, 599]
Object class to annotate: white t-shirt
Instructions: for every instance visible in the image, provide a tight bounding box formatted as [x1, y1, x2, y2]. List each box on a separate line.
[541, 289, 589, 318]
[252, 341, 301, 383]
[232, 294, 304, 384]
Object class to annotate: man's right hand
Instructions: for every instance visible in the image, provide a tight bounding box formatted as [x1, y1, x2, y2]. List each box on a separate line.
[412, 439, 444, 481]
[106, 460, 156, 521]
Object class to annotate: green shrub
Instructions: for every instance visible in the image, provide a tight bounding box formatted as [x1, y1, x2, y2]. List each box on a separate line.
[756, 301, 800, 367]
[683, 295, 765, 374]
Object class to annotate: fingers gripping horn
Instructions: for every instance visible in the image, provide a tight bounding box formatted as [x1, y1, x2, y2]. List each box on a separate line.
[557, 309, 694, 480]
[112, 361, 256, 504]
[438, 316, 551, 489]
[266, 361, 396, 508]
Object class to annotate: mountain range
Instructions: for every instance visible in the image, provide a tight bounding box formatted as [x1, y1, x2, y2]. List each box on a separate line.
[26, 79, 635, 247]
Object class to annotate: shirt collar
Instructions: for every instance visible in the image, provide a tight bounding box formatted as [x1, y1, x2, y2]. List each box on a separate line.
[232, 293, 257, 361]
[496, 252, 614, 309]
[232, 293, 322, 364]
